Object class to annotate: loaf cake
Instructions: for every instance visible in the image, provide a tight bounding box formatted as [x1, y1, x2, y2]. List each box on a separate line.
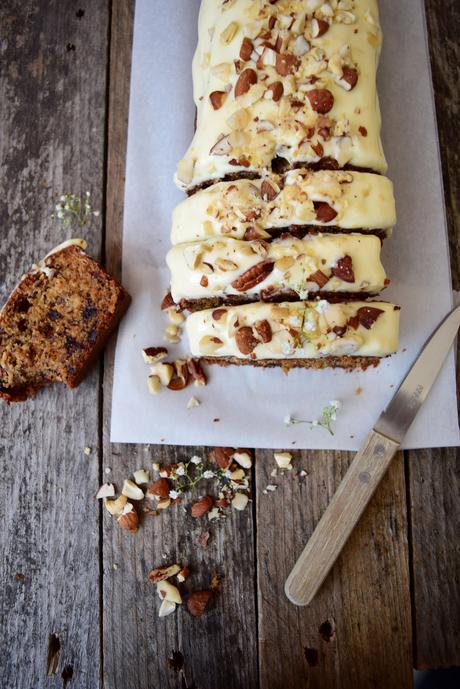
[175, 0, 386, 193]
[167, 0, 399, 371]
[0, 240, 131, 402]
[186, 300, 400, 368]
[172, 170, 395, 244]
[167, 233, 388, 310]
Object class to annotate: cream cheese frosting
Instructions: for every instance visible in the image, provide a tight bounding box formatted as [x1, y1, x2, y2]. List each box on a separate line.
[175, 0, 386, 191]
[186, 300, 400, 360]
[171, 169, 395, 244]
[167, 233, 387, 302]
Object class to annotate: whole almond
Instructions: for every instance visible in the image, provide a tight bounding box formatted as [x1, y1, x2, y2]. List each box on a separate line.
[275, 53, 300, 76]
[266, 81, 284, 102]
[306, 88, 334, 114]
[191, 495, 214, 518]
[331, 255, 355, 283]
[148, 478, 170, 499]
[235, 68, 257, 97]
[341, 66, 358, 90]
[260, 180, 278, 202]
[209, 447, 234, 469]
[187, 590, 213, 617]
[235, 326, 259, 355]
[239, 37, 253, 61]
[209, 90, 227, 110]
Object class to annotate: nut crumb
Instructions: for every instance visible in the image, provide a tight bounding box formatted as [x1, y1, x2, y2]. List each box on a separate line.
[84, 447, 92, 456]
[187, 396, 200, 409]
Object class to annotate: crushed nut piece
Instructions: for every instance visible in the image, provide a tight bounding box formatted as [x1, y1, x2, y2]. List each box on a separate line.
[158, 598, 176, 618]
[116, 502, 139, 532]
[95, 483, 115, 500]
[122, 479, 145, 501]
[157, 580, 182, 604]
[103, 495, 128, 516]
[147, 375, 162, 395]
[274, 451, 293, 470]
[149, 564, 181, 583]
[232, 449, 252, 469]
[142, 346, 168, 364]
[187, 396, 200, 409]
[232, 493, 249, 511]
[133, 469, 150, 485]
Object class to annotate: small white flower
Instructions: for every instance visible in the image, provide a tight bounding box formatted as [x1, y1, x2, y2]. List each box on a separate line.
[284, 414, 294, 426]
[329, 399, 341, 410]
[312, 419, 319, 427]
[169, 489, 181, 499]
[190, 455, 202, 465]
[175, 465, 186, 476]
[93, 210, 100, 217]
[203, 470, 214, 479]
[86, 190, 91, 196]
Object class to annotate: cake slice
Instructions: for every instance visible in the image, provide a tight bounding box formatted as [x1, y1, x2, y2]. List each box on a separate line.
[0, 240, 131, 402]
[167, 233, 388, 310]
[175, 0, 386, 192]
[186, 300, 400, 370]
[171, 170, 395, 244]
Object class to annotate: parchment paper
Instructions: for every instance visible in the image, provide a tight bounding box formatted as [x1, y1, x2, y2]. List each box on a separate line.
[110, 0, 460, 450]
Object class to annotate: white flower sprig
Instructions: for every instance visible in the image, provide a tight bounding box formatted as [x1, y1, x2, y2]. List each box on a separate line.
[284, 400, 342, 436]
[51, 191, 100, 226]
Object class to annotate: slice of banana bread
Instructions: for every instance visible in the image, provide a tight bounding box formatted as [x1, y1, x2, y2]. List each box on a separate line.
[0, 240, 131, 402]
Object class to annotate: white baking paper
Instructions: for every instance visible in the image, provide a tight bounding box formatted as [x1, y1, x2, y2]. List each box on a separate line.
[110, 0, 460, 450]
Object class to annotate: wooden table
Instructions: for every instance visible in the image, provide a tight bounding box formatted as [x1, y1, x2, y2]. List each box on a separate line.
[1, 2, 459, 687]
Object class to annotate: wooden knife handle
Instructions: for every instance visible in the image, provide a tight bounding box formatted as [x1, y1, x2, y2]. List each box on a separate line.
[284, 429, 400, 606]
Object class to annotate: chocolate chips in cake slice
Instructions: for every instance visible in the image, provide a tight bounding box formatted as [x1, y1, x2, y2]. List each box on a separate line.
[0, 244, 131, 402]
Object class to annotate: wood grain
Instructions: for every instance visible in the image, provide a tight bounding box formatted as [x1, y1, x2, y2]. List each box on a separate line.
[256, 449, 412, 689]
[0, 1, 109, 687]
[408, 0, 460, 670]
[102, 2, 258, 688]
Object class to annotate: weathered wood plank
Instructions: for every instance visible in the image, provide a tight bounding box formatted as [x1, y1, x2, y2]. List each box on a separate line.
[408, 0, 460, 670]
[256, 450, 412, 689]
[102, 2, 258, 687]
[0, 1, 110, 687]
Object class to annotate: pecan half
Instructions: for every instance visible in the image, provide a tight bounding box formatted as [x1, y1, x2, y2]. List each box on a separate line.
[255, 319, 272, 343]
[331, 255, 355, 283]
[147, 478, 170, 499]
[187, 358, 207, 386]
[212, 308, 227, 321]
[231, 260, 274, 292]
[235, 326, 259, 355]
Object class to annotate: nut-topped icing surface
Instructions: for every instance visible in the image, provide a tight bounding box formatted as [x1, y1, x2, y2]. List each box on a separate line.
[175, 0, 386, 191]
[186, 300, 400, 360]
[171, 169, 395, 244]
[167, 233, 387, 303]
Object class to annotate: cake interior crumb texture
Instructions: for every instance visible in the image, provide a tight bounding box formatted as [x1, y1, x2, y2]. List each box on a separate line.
[0, 245, 131, 402]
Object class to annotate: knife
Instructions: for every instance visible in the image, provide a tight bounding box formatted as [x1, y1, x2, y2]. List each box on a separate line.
[285, 304, 460, 607]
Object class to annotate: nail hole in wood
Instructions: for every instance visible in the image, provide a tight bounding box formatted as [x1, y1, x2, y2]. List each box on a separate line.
[318, 619, 336, 642]
[61, 664, 73, 687]
[76, 9, 85, 19]
[47, 633, 61, 676]
[66, 43, 76, 52]
[304, 647, 319, 666]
